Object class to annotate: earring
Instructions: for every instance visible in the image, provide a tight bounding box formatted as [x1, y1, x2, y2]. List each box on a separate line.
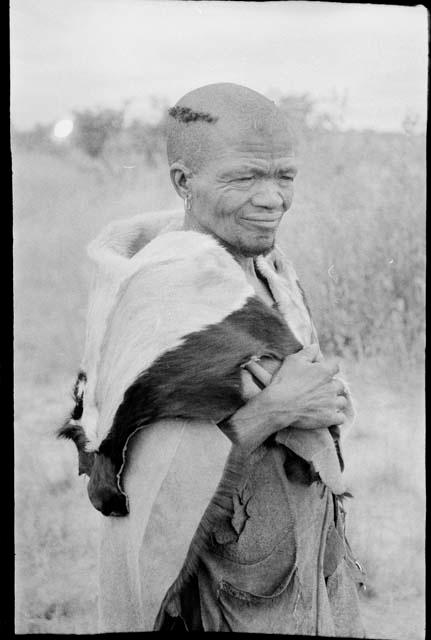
[184, 192, 192, 213]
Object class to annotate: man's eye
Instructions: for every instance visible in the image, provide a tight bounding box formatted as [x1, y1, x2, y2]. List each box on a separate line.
[279, 174, 294, 182]
[233, 176, 254, 182]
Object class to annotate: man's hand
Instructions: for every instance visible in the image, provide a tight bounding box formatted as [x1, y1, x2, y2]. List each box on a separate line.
[261, 344, 347, 430]
[219, 344, 348, 452]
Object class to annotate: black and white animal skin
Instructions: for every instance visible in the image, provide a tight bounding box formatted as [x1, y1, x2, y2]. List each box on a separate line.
[58, 227, 342, 517]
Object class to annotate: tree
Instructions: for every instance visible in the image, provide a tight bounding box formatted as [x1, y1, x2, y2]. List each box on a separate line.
[72, 107, 125, 159]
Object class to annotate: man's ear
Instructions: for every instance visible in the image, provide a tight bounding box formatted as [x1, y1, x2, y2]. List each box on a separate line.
[169, 162, 193, 199]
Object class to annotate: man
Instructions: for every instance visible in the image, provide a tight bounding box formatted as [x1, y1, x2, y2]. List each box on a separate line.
[89, 83, 365, 635]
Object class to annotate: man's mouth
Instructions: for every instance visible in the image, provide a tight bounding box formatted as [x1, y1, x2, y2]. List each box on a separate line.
[241, 216, 282, 229]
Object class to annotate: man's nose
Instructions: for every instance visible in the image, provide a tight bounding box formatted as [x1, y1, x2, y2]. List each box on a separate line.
[251, 181, 286, 211]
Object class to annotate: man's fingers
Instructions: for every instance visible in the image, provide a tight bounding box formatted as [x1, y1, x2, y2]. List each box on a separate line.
[318, 408, 346, 428]
[240, 369, 263, 400]
[335, 395, 348, 410]
[328, 362, 340, 377]
[242, 360, 273, 387]
[317, 363, 340, 384]
[331, 411, 345, 426]
[295, 343, 320, 362]
[291, 409, 346, 430]
[331, 379, 345, 395]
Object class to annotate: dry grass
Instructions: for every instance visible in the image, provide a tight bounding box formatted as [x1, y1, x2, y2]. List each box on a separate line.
[14, 146, 424, 637]
[341, 359, 425, 640]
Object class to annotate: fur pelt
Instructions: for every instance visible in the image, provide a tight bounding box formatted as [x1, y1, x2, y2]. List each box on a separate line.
[59, 211, 353, 517]
[93, 296, 302, 515]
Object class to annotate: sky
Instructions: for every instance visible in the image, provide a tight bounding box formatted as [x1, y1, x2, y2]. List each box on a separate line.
[10, 1, 428, 132]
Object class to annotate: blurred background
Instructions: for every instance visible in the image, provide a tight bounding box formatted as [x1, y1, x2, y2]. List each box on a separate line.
[12, 1, 426, 637]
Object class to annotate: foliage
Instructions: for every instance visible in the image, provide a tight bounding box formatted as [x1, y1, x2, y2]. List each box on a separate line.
[11, 123, 58, 154]
[71, 107, 125, 159]
[279, 129, 425, 365]
[122, 113, 169, 165]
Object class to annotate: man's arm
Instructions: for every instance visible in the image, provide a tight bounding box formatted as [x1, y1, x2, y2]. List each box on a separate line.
[98, 416, 232, 632]
[221, 343, 346, 449]
[165, 343, 347, 593]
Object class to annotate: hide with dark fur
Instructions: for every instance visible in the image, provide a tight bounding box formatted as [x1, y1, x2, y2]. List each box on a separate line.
[60, 295, 303, 516]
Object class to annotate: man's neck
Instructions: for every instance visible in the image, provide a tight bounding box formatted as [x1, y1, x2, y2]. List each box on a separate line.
[182, 213, 257, 275]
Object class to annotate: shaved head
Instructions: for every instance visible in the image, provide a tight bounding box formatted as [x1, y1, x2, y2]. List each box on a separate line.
[166, 83, 294, 172]
[167, 83, 298, 259]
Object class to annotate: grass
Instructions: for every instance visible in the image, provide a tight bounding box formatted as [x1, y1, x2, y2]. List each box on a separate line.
[341, 359, 425, 639]
[13, 145, 424, 638]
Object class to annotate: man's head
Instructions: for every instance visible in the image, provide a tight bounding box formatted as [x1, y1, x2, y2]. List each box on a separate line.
[167, 83, 297, 257]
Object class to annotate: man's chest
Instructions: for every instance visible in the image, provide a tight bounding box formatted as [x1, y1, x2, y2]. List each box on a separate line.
[244, 270, 276, 308]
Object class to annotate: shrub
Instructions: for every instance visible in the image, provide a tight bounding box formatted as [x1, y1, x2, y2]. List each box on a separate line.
[71, 107, 125, 159]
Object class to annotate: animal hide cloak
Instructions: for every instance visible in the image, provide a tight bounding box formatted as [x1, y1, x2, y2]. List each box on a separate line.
[62, 209, 355, 517]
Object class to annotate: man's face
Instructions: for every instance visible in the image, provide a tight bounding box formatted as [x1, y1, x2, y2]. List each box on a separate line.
[189, 125, 297, 257]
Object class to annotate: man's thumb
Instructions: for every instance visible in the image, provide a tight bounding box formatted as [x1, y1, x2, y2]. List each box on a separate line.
[297, 343, 320, 362]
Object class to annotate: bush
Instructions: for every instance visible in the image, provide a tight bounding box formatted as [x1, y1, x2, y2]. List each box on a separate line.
[71, 107, 125, 159]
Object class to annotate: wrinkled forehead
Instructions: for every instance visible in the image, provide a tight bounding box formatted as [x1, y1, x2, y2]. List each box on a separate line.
[191, 112, 295, 174]
[167, 92, 296, 172]
[209, 117, 295, 161]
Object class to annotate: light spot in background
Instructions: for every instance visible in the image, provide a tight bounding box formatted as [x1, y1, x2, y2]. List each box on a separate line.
[53, 118, 74, 139]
